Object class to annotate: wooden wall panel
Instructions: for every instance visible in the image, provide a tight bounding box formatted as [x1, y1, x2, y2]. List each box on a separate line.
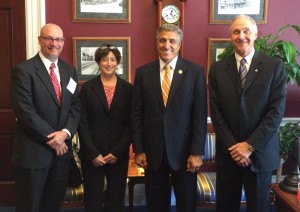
[0, 8, 13, 108]
[0, 134, 14, 180]
[0, 0, 25, 206]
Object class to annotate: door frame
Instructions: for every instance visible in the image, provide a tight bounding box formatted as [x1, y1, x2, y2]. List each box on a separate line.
[25, 0, 45, 58]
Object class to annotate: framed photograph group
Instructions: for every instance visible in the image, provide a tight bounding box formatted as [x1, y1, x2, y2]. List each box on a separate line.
[207, 38, 231, 83]
[210, 0, 268, 24]
[73, 37, 131, 82]
[73, 0, 131, 23]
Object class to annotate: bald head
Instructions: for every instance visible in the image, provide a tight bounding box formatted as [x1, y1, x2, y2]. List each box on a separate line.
[38, 23, 65, 62]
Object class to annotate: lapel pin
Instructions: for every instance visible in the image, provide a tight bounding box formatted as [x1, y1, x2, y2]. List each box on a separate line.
[255, 69, 258, 72]
[178, 70, 183, 74]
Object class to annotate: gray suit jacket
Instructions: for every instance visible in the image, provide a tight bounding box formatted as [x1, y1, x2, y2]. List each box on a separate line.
[11, 54, 81, 169]
[209, 51, 286, 172]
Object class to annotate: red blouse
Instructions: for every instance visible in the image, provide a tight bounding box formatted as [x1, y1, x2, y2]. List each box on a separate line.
[103, 84, 116, 108]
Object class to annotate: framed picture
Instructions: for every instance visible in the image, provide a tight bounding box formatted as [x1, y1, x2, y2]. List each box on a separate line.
[210, 0, 268, 24]
[207, 38, 231, 83]
[73, 37, 131, 82]
[73, 0, 131, 23]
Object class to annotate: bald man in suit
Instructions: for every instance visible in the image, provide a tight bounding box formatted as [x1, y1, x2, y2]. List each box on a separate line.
[209, 15, 286, 212]
[10, 23, 80, 212]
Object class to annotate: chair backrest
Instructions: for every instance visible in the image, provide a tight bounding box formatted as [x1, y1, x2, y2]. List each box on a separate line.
[202, 133, 216, 161]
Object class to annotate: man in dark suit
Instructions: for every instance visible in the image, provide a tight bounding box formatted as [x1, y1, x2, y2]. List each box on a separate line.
[10, 23, 81, 212]
[209, 15, 286, 212]
[132, 24, 207, 212]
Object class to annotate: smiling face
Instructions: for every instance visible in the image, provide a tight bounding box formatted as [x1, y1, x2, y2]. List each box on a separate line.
[38, 24, 64, 62]
[156, 30, 181, 63]
[230, 16, 257, 57]
[98, 51, 118, 78]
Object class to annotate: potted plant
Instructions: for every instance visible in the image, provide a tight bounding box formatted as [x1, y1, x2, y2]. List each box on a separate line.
[276, 122, 300, 183]
[217, 24, 300, 86]
[216, 24, 300, 183]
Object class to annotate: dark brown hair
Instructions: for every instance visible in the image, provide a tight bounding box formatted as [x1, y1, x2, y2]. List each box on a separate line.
[94, 44, 121, 64]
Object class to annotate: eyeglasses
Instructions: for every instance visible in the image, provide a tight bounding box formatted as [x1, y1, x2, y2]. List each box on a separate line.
[99, 45, 118, 50]
[40, 36, 65, 43]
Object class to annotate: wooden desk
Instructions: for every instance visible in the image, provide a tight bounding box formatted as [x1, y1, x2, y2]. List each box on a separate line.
[127, 160, 145, 212]
[271, 184, 300, 212]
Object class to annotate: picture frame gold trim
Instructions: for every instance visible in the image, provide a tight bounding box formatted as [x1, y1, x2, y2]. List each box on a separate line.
[207, 38, 231, 83]
[72, 37, 131, 83]
[209, 0, 268, 24]
[72, 0, 131, 23]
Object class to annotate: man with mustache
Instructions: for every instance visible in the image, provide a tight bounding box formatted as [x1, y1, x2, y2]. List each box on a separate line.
[209, 15, 286, 212]
[132, 24, 207, 212]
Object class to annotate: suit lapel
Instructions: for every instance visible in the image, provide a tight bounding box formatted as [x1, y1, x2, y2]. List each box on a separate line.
[225, 55, 242, 97]
[93, 77, 110, 113]
[149, 61, 165, 110]
[166, 58, 185, 107]
[58, 60, 70, 108]
[243, 52, 263, 92]
[34, 55, 61, 107]
[110, 76, 125, 111]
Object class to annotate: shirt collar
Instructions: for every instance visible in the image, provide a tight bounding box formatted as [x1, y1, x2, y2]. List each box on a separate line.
[235, 49, 255, 64]
[39, 51, 58, 70]
[159, 56, 178, 72]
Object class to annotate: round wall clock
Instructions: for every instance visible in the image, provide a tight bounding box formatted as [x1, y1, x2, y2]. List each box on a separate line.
[157, 0, 186, 28]
[162, 5, 180, 24]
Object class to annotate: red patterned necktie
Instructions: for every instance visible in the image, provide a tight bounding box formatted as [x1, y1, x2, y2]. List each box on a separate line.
[239, 58, 247, 88]
[49, 63, 61, 105]
[162, 65, 171, 106]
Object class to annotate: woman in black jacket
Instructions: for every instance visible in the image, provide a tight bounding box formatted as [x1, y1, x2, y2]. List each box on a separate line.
[78, 44, 133, 212]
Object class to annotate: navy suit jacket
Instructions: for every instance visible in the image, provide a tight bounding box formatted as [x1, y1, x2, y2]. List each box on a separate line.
[11, 54, 81, 169]
[209, 51, 286, 172]
[132, 57, 207, 171]
[78, 75, 133, 161]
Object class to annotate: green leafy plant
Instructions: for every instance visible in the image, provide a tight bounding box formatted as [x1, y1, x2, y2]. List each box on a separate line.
[279, 122, 300, 161]
[276, 122, 300, 182]
[217, 24, 300, 87]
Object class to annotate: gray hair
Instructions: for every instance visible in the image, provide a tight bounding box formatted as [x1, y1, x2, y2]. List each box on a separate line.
[230, 15, 258, 34]
[156, 24, 183, 43]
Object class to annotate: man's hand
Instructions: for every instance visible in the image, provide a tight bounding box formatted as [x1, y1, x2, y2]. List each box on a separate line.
[187, 155, 203, 173]
[134, 153, 147, 169]
[46, 130, 68, 150]
[55, 143, 68, 156]
[228, 141, 253, 167]
[103, 153, 118, 164]
[92, 154, 107, 167]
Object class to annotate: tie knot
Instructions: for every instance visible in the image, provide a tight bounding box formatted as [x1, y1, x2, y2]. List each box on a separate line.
[165, 65, 171, 74]
[240, 58, 246, 66]
[50, 63, 56, 70]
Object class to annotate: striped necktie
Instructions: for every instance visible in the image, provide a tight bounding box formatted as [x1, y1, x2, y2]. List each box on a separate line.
[49, 63, 61, 106]
[162, 65, 171, 106]
[239, 58, 247, 88]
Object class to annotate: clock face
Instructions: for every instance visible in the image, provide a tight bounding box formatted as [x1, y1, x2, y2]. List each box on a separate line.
[162, 5, 180, 24]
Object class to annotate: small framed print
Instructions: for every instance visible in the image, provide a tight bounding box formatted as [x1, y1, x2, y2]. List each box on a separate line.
[207, 38, 231, 83]
[210, 0, 268, 24]
[73, 37, 131, 82]
[73, 0, 131, 23]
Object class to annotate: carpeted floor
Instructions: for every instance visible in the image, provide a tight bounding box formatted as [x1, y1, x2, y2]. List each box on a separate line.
[0, 206, 214, 212]
[0, 206, 276, 212]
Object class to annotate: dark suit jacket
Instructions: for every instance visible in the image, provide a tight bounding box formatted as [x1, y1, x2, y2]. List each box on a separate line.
[132, 57, 207, 171]
[78, 75, 133, 161]
[209, 52, 286, 172]
[10, 54, 81, 169]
